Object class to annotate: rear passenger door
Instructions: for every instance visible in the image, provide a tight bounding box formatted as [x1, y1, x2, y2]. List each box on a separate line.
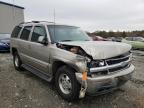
[18, 26, 33, 64]
[28, 25, 50, 74]
[11, 25, 23, 51]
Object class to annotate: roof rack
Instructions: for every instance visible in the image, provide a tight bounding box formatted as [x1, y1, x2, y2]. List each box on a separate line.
[19, 22, 31, 25]
[40, 21, 54, 23]
[32, 21, 40, 23]
[19, 21, 54, 25]
[32, 21, 54, 23]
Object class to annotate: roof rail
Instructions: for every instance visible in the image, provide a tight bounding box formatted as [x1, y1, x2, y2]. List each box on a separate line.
[19, 21, 54, 25]
[32, 21, 40, 23]
[32, 21, 54, 23]
[19, 22, 32, 25]
[40, 21, 54, 23]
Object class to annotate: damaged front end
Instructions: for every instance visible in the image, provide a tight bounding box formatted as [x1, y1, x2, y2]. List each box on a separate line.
[54, 42, 134, 98]
[56, 43, 92, 98]
[75, 51, 134, 96]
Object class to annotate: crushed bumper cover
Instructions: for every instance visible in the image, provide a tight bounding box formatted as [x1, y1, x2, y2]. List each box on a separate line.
[76, 64, 135, 95]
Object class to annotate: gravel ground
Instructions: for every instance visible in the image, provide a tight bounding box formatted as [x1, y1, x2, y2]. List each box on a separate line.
[0, 51, 144, 108]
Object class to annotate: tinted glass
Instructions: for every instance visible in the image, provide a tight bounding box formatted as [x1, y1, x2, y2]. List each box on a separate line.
[20, 26, 32, 40]
[11, 26, 22, 38]
[31, 26, 46, 42]
[48, 25, 91, 42]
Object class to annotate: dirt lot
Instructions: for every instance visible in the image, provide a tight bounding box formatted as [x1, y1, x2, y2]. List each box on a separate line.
[0, 51, 144, 108]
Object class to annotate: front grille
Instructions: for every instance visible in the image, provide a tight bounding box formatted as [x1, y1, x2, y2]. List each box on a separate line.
[93, 64, 129, 76]
[108, 64, 129, 72]
[105, 52, 130, 65]
[91, 52, 131, 75]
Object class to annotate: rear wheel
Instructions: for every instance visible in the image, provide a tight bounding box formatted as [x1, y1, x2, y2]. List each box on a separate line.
[55, 66, 80, 101]
[13, 52, 23, 70]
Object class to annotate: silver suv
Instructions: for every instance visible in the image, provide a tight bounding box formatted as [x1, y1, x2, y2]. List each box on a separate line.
[11, 21, 135, 101]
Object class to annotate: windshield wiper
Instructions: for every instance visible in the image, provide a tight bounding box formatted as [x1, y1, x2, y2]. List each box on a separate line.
[84, 40, 90, 41]
[61, 40, 72, 42]
[60, 40, 90, 42]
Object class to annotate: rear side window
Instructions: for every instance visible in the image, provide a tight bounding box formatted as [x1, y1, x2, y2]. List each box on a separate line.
[20, 26, 32, 40]
[31, 26, 46, 42]
[11, 26, 22, 38]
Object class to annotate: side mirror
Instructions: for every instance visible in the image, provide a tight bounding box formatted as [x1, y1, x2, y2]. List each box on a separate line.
[38, 36, 48, 45]
[38, 36, 44, 43]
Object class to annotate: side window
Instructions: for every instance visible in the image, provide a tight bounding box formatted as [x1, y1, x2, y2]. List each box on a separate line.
[20, 26, 32, 40]
[11, 26, 22, 38]
[31, 26, 47, 42]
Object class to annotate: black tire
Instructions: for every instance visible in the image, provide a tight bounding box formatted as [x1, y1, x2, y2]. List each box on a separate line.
[13, 52, 23, 70]
[55, 66, 80, 101]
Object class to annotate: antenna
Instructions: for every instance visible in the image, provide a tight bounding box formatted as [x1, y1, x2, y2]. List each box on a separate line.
[12, 0, 15, 24]
[54, 8, 56, 40]
[54, 8, 56, 25]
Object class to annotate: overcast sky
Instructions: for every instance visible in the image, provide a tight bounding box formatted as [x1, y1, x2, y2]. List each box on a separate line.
[3, 0, 144, 32]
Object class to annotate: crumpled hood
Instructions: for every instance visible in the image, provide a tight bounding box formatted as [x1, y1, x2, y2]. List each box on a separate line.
[59, 41, 132, 59]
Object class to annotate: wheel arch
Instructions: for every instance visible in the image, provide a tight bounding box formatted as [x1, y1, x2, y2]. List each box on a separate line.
[52, 60, 79, 78]
[11, 47, 18, 55]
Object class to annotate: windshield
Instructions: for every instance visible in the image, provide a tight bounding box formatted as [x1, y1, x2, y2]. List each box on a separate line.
[48, 25, 91, 42]
[0, 34, 10, 40]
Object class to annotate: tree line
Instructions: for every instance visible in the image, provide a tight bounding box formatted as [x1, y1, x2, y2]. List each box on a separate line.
[87, 30, 144, 38]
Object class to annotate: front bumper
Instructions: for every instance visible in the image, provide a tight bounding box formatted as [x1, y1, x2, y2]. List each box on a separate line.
[76, 64, 135, 95]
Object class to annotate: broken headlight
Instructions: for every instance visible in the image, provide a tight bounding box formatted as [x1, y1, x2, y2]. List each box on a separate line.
[90, 60, 105, 68]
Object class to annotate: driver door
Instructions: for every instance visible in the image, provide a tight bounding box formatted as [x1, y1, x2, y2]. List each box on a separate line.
[28, 25, 50, 74]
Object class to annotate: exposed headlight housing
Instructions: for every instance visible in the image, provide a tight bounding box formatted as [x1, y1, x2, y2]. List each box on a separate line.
[90, 60, 105, 68]
[99, 61, 105, 66]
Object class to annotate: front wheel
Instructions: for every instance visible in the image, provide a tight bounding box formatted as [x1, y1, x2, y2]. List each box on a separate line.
[55, 66, 80, 101]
